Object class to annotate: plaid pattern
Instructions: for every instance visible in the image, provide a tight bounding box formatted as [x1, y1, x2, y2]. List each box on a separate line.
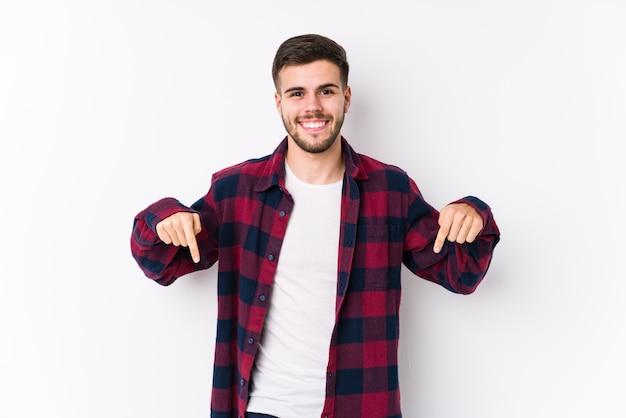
[130, 137, 500, 418]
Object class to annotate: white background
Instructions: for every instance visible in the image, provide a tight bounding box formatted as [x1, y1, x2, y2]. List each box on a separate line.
[1, 1, 625, 417]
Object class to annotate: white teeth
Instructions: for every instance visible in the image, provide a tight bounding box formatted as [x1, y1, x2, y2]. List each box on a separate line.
[302, 121, 325, 129]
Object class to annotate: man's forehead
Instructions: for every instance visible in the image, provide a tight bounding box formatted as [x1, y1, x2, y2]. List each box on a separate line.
[278, 61, 342, 89]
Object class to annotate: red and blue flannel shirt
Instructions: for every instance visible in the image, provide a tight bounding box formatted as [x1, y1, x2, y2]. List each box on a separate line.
[130, 137, 500, 418]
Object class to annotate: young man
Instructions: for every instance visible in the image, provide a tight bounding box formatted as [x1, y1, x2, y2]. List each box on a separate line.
[130, 34, 500, 418]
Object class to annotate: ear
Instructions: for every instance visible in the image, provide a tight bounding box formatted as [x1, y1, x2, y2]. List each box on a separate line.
[343, 86, 352, 113]
[274, 91, 282, 114]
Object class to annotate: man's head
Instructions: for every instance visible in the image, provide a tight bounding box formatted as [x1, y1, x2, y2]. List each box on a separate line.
[272, 35, 352, 155]
[272, 34, 349, 92]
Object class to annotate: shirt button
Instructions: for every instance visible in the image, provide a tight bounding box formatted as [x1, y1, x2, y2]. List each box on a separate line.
[248, 337, 254, 345]
[259, 294, 266, 302]
[240, 378, 245, 386]
[279, 210, 286, 217]
[268, 254, 275, 261]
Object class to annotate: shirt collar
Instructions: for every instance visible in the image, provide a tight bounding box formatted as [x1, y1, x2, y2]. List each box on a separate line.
[254, 136, 368, 192]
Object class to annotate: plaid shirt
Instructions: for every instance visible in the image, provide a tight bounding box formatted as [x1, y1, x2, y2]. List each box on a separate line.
[130, 137, 500, 418]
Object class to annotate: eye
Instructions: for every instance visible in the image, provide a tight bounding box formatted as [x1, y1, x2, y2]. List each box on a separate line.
[290, 91, 303, 97]
[320, 89, 333, 95]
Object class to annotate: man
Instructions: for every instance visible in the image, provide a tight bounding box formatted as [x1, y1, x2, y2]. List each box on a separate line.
[130, 34, 500, 418]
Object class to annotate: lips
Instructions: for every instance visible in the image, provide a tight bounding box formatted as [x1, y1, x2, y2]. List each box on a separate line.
[300, 120, 327, 130]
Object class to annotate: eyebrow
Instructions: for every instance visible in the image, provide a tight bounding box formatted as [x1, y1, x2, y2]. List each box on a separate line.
[283, 83, 340, 95]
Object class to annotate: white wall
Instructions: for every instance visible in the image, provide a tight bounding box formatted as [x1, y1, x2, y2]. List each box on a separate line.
[1, 1, 624, 417]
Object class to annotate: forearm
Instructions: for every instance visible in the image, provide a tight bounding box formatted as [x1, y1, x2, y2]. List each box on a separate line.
[404, 196, 500, 294]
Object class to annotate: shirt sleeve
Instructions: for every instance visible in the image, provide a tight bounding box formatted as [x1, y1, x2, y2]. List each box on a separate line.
[402, 178, 501, 294]
[130, 193, 219, 286]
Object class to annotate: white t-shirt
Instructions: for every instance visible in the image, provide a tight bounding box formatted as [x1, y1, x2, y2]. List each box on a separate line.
[246, 163, 342, 418]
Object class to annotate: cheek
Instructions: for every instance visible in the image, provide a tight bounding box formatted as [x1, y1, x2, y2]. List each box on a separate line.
[279, 103, 298, 118]
[277, 102, 290, 118]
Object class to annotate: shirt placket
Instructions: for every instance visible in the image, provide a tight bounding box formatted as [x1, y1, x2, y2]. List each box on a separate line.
[238, 187, 294, 414]
[321, 174, 360, 418]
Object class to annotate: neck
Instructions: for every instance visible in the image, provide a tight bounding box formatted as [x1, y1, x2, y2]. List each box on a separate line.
[285, 136, 345, 184]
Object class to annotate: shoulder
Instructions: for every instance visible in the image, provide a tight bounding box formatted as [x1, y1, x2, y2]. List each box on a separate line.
[211, 155, 272, 183]
[357, 153, 407, 176]
[354, 152, 412, 193]
[211, 138, 287, 186]
[342, 138, 409, 181]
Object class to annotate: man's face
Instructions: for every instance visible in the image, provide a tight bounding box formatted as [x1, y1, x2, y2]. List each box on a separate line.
[275, 60, 351, 154]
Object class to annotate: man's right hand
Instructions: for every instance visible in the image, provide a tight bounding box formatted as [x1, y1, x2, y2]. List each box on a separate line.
[156, 212, 202, 263]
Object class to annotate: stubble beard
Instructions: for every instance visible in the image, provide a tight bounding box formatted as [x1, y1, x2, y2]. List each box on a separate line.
[282, 113, 345, 154]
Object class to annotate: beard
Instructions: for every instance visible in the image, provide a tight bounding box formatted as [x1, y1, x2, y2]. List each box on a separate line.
[281, 112, 345, 154]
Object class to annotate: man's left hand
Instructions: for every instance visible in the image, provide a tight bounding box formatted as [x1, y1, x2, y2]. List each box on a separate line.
[434, 203, 483, 253]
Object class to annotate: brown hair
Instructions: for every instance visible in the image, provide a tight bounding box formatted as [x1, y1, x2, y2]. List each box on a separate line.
[272, 34, 350, 91]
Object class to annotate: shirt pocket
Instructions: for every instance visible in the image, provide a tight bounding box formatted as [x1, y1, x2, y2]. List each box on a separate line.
[349, 224, 403, 291]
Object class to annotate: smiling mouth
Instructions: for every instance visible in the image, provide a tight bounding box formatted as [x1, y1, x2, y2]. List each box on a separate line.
[300, 120, 327, 130]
